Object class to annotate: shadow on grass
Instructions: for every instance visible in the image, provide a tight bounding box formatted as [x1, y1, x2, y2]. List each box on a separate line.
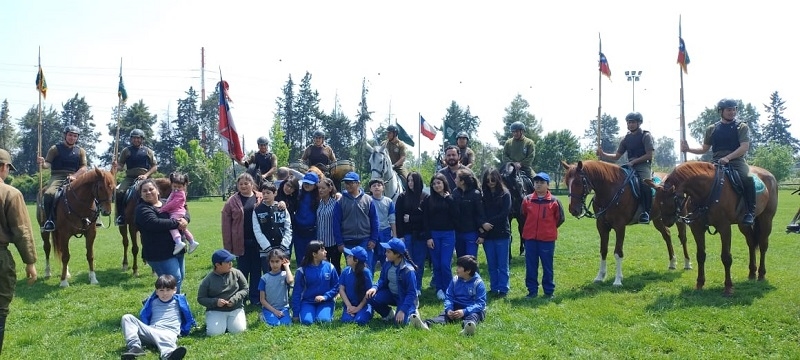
[645, 279, 776, 311]
[14, 267, 148, 302]
[538, 270, 684, 304]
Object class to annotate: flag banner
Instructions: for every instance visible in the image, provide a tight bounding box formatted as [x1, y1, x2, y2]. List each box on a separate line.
[420, 114, 437, 140]
[36, 66, 47, 99]
[395, 122, 415, 147]
[218, 80, 244, 160]
[599, 52, 611, 79]
[118, 75, 128, 103]
[677, 37, 690, 74]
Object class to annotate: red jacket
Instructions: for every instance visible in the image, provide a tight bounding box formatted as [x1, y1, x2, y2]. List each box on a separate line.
[520, 191, 564, 242]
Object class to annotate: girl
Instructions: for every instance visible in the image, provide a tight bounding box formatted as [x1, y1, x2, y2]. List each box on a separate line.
[316, 178, 341, 273]
[366, 238, 419, 325]
[159, 172, 199, 255]
[258, 249, 294, 326]
[423, 173, 459, 300]
[292, 173, 320, 266]
[395, 172, 429, 294]
[221, 173, 263, 306]
[479, 168, 512, 297]
[453, 168, 485, 259]
[291, 241, 339, 325]
[338, 246, 373, 325]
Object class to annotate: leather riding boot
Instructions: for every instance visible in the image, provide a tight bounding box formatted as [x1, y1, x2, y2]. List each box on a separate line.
[42, 196, 55, 232]
[742, 177, 756, 225]
[638, 183, 651, 224]
[115, 192, 125, 226]
[0, 314, 7, 354]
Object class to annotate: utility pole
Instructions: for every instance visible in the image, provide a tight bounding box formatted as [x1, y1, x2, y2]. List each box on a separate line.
[201, 47, 206, 100]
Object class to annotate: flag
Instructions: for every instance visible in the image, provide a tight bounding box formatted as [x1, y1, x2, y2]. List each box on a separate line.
[599, 52, 611, 80]
[395, 122, 415, 147]
[420, 114, 437, 140]
[218, 80, 244, 161]
[677, 37, 690, 74]
[118, 75, 128, 103]
[36, 66, 47, 99]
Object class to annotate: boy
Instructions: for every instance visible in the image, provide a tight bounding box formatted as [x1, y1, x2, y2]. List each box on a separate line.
[120, 274, 194, 360]
[369, 179, 396, 273]
[253, 182, 293, 268]
[411, 255, 486, 336]
[520, 172, 565, 299]
[197, 249, 249, 336]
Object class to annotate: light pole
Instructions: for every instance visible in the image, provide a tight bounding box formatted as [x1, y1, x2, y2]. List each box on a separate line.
[625, 70, 642, 111]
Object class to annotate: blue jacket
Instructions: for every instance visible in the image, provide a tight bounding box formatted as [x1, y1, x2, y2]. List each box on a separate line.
[139, 292, 196, 336]
[444, 273, 486, 317]
[372, 260, 417, 315]
[338, 266, 374, 306]
[291, 261, 339, 317]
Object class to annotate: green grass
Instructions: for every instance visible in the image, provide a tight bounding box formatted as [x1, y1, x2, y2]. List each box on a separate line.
[5, 191, 800, 359]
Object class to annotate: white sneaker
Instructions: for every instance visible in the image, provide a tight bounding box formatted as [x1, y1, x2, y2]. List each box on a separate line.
[409, 313, 429, 330]
[461, 321, 476, 336]
[172, 242, 186, 255]
[187, 241, 199, 254]
[382, 309, 396, 321]
[436, 290, 445, 300]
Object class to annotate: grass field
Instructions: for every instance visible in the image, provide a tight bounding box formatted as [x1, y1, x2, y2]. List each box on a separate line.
[4, 191, 800, 359]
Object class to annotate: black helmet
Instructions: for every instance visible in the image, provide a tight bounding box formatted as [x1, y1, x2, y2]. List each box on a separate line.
[64, 125, 80, 135]
[717, 98, 738, 112]
[386, 125, 398, 133]
[130, 129, 145, 139]
[457, 131, 469, 140]
[257, 136, 269, 145]
[510, 121, 525, 132]
[625, 112, 643, 123]
[313, 129, 325, 138]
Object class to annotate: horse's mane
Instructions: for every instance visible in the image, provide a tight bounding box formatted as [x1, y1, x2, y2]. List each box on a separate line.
[70, 168, 107, 188]
[579, 160, 627, 184]
[665, 161, 715, 186]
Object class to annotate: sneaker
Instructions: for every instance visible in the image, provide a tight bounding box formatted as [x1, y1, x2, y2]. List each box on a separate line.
[172, 242, 186, 255]
[409, 313, 429, 330]
[187, 241, 199, 254]
[461, 321, 476, 336]
[121, 345, 146, 359]
[787, 224, 800, 233]
[382, 309, 396, 321]
[115, 215, 125, 226]
[43, 220, 55, 232]
[544, 293, 555, 299]
[165, 346, 187, 360]
[436, 289, 445, 300]
[526, 292, 538, 299]
[742, 212, 755, 226]
[639, 212, 650, 224]
[416, 290, 422, 297]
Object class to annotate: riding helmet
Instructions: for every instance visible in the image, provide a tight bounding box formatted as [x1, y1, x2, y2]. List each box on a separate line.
[510, 121, 525, 132]
[717, 98, 738, 112]
[130, 129, 145, 139]
[386, 125, 398, 133]
[625, 112, 643, 123]
[313, 129, 325, 138]
[257, 136, 269, 146]
[457, 131, 469, 140]
[64, 125, 81, 135]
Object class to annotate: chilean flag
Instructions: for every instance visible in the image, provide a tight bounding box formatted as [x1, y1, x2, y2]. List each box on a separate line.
[218, 80, 244, 161]
[599, 52, 611, 80]
[677, 37, 690, 74]
[420, 114, 437, 140]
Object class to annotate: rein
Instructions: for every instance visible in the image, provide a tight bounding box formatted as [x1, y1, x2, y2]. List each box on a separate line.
[61, 176, 112, 234]
[673, 163, 726, 235]
[569, 166, 634, 219]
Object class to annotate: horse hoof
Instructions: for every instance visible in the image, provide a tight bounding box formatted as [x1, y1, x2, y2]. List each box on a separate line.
[59, 280, 69, 288]
[89, 272, 98, 285]
[612, 281, 623, 287]
[758, 275, 766, 281]
[668, 265, 676, 270]
[723, 289, 734, 297]
[133, 270, 140, 277]
[44, 269, 51, 279]
[593, 278, 604, 283]
[122, 264, 129, 272]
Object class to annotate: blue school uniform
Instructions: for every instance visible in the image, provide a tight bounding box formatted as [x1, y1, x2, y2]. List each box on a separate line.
[338, 266, 374, 325]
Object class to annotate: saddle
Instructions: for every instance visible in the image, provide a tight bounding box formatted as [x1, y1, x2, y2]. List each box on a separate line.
[46, 179, 72, 221]
[618, 166, 643, 199]
[722, 165, 765, 196]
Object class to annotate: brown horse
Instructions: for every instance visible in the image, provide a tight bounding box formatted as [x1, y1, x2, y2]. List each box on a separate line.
[561, 160, 692, 287]
[37, 168, 116, 287]
[650, 161, 777, 296]
[118, 177, 171, 277]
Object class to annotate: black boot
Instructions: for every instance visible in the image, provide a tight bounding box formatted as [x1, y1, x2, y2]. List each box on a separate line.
[42, 197, 55, 232]
[639, 183, 651, 224]
[115, 193, 126, 226]
[742, 177, 756, 226]
[0, 314, 7, 355]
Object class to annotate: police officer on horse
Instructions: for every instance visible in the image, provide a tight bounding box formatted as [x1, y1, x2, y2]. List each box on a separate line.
[302, 129, 336, 169]
[382, 125, 408, 181]
[37, 125, 88, 232]
[236, 136, 277, 181]
[456, 131, 475, 169]
[112, 129, 158, 226]
[502, 121, 535, 177]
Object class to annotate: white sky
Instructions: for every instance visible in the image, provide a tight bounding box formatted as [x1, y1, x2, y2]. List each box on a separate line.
[2, 1, 799, 160]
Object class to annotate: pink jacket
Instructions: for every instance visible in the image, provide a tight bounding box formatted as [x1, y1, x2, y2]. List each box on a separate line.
[159, 189, 187, 218]
[221, 191, 262, 256]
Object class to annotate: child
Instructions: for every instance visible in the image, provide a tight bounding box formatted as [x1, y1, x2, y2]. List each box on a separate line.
[339, 246, 374, 325]
[253, 182, 293, 270]
[369, 179, 396, 273]
[120, 274, 195, 360]
[520, 172, 565, 299]
[197, 249, 249, 336]
[410, 255, 487, 336]
[258, 249, 295, 326]
[291, 240, 339, 325]
[366, 238, 419, 325]
[159, 172, 199, 255]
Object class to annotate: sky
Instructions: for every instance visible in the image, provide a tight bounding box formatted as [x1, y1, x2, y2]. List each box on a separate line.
[2, 1, 799, 162]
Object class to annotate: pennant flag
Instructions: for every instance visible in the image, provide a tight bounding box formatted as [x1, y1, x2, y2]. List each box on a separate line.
[420, 114, 437, 140]
[118, 75, 128, 103]
[677, 37, 690, 74]
[395, 122, 415, 147]
[218, 80, 244, 161]
[599, 52, 611, 80]
[36, 66, 47, 99]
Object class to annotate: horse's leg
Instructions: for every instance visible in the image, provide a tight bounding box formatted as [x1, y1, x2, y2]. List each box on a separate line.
[119, 223, 130, 271]
[738, 223, 758, 280]
[718, 225, 734, 296]
[59, 233, 71, 288]
[652, 218, 677, 270]
[131, 226, 140, 277]
[612, 226, 625, 287]
[86, 230, 98, 285]
[755, 216, 771, 281]
[677, 222, 692, 270]
[594, 221, 610, 283]
[517, 216, 525, 256]
[690, 224, 707, 290]
[42, 231, 52, 278]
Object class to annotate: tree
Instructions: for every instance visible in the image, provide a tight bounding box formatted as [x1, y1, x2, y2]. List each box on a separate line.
[60, 93, 99, 165]
[152, 108, 178, 175]
[174, 87, 200, 151]
[16, 105, 61, 174]
[688, 99, 761, 160]
[750, 142, 795, 183]
[0, 99, 15, 151]
[495, 94, 542, 147]
[441, 101, 480, 148]
[320, 100, 354, 162]
[353, 77, 373, 173]
[536, 130, 580, 189]
[653, 136, 677, 169]
[197, 88, 220, 157]
[761, 91, 800, 153]
[276, 75, 299, 160]
[269, 117, 290, 166]
[294, 71, 322, 149]
[102, 100, 158, 167]
[584, 113, 620, 154]
[174, 140, 218, 197]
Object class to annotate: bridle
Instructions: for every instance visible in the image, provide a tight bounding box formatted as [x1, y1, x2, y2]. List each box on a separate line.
[61, 175, 113, 233]
[567, 168, 596, 219]
[370, 147, 401, 199]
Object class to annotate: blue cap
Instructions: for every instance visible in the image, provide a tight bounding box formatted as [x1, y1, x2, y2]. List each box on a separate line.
[533, 172, 550, 183]
[301, 172, 319, 185]
[343, 246, 368, 263]
[212, 249, 236, 265]
[343, 172, 360, 182]
[380, 237, 406, 254]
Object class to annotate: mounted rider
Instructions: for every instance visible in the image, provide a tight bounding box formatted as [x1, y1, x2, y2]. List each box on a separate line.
[37, 125, 88, 232]
[301, 129, 336, 169]
[502, 121, 536, 178]
[382, 125, 408, 181]
[456, 131, 475, 169]
[681, 98, 755, 225]
[112, 129, 158, 226]
[236, 136, 277, 181]
[596, 112, 654, 224]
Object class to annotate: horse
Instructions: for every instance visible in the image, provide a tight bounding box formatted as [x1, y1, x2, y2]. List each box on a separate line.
[37, 168, 116, 287]
[500, 162, 533, 256]
[649, 161, 777, 296]
[561, 160, 693, 287]
[365, 143, 404, 201]
[118, 177, 172, 277]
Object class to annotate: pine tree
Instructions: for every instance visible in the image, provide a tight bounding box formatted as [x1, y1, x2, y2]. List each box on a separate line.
[353, 78, 373, 173]
[442, 101, 481, 148]
[0, 99, 15, 151]
[61, 93, 99, 165]
[761, 91, 800, 153]
[16, 105, 61, 174]
[276, 75, 299, 160]
[174, 87, 200, 151]
[102, 101, 158, 167]
[496, 94, 542, 147]
[294, 72, 322, 150]
[197, 88, 220, 157]
[584, 113, 619, 154]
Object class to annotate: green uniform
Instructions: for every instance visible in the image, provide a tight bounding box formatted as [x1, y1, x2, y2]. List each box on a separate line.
[41, 143, 87, 219]
[116, 145, 157, 221]
[383, 138, 408, 180]
[702, 119, 754, 223]
[502, 136, 536, 175]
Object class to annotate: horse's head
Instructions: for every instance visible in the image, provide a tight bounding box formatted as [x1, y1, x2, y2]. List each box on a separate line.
[561, 160, 590, 217]
[246, 164, 262, 188]
[368, 145, 391, 180]
[97, 168, 116, 216]
[648, 178, 683, 227]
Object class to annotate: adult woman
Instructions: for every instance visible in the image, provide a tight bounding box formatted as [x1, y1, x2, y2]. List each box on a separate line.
[316, 178, 341, 273]
[276, 175, 299, 216]
[395, 172, 429, 294]
[221, 173, 263, 306]
[136, 179, 189, 293]
[453, 169, 485, 259]
[422, 173, 459, 300]
[292, 173, 320, 266]
[479, 168, 512, 297]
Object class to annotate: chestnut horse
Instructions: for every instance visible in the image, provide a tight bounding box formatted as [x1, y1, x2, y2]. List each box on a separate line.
[650, 161, 777, 296]
[118, 178, 171, 276]
[37, 168, 116, 287]
[561, 160, 692, 287]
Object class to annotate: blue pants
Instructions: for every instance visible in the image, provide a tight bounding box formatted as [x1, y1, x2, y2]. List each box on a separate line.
[524, 240, 555, 296]
[455, 231, 479, 259]
[148, 253, 185, 294]
[430, 230, 456, 293]
[237, 239, 262, 305]
[340, 304, 373, 326]
[371, 228, 393, 273]
[293, 228, 316, 268]
[261, 306, 291, 326]
[298, 301, 335, 325]
[404, 234, 428, 292]
[369, 288, 415, 325]
[483, 237, 511, 293]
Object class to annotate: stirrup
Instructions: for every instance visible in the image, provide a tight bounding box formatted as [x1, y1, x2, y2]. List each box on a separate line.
[42, 220, 55, 232]
[742, 212, 755, 226]
[638, 212, 650, 224]
[115, 216, 125, 226]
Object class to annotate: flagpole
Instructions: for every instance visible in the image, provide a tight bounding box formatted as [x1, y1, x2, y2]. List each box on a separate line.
[113, 58, 123, 174]
[678, 16, 687, 163]
[597, 34, 602, 151]
[219, 67, 237, 179]
[417, 112, 421, 172]
[37, 47, 43, 192]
